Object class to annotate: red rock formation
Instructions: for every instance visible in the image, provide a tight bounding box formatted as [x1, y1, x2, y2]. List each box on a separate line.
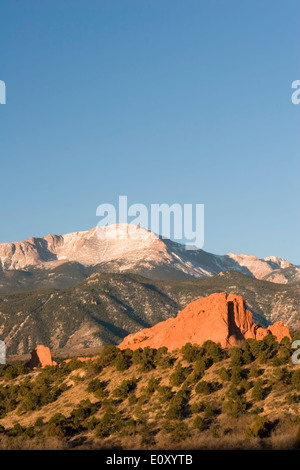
[119, 292, 291, 351]
[28, 345, 57, 369]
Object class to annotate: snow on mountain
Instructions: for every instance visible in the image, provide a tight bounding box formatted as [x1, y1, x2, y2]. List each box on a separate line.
[0, 224, 298, 284]
[226, 253, 293, 280]
[263, 256, 293, 270]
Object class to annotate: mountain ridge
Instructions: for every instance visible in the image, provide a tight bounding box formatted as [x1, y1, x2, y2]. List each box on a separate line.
[0, 224, 298, 287]
[1, 270, 299, 355]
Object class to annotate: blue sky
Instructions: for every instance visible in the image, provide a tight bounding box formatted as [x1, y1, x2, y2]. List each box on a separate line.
[0, 0, 299, 263]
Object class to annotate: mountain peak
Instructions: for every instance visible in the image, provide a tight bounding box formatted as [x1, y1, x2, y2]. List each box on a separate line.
[0, 225, 298, 285]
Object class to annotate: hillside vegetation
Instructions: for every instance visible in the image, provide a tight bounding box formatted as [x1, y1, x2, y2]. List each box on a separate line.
[0, 335, 300, 450]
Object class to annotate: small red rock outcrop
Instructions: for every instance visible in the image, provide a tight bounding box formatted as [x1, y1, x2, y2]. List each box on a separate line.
[119, 292, 291, 351]
[28, 345, 57, 369]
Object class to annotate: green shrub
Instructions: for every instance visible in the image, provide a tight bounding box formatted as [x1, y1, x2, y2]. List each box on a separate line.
[24, 426, 35, 438]
[155, 347, 174, 369]
[272, 341, 291, 366]
[286, 393, 299, 404]
[242, 347, 254, 364]
[239, 378, 251, 394]
[140, 423, 155, 447]
[157, 355, 174, 369]
[70, 399, 97, 426]
[194, 358, 209, 375]
[146, 376, 160, 394]
[113, 377, 137, 399]
[166, 389, 188, 420]
[132, 347, 157, 372]
[82, 416, 100, 430]
[59, 358, 84, 374]
[249, 367, 260, 378]
[181, 343, 203, 362]
[169, 421, 189, 443]
[226, 384, 240, 400]
[272, 357, 284, 367]
[202, 340, 224, 363]
[186, 358, 208, 384]
[190, 402, 205, 414]
[95, 409, 124, 438]
[250, 406, 262, 415]
[263, 335, 278, 349]
[195, 380, 218, 395]
[165, 404, 182, 420]
[157, 346, 168, 356]
[98, 345, 119, 368]
[34, 417, 44, 428]
[272, 367, 291, 385]
[128, 394, 138, 405]
[251, 379, 265, 401]
[115, 352, 131, 371]
[255, 336, 278, 364]
[157, 386, 173, 403]
[224, 396, 247, 418]
[209, 424, 220, 437]
[3, 366, 19, 381]
[169, 362, 188, 387]
[132, 348, 144, 364]
[9, 423, 24, 437]
[280, 337, 291, 347]
[230, 347, 244, 367]
[245, 415, 272, 438]
[46, 413, 70, 438]
[126, 418, 137, 429]
[203, 403, 216, 419]
[291, 370, 300, 391]
[230, 366, 243, 385]
[246, 339, 266, 359]
[87, 378, 108, 398]
[258, 350, 272, 364]
[218, 367, 230, 382]
[18, 391, 39, 413]
[193, 415, 205, 431]
[85, 361, 103, 378]
[59, 383, 68, 393]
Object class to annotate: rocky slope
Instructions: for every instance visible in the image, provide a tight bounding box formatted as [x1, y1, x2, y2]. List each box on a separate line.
[0, 225, 298, 289]
[1, 271, 299, 355]
[119, 292, 291, 351]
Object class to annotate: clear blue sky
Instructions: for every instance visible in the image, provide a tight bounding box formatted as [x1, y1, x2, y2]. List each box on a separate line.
[0, 0, 299, 263]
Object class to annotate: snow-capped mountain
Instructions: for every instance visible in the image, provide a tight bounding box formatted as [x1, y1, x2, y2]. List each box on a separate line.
[0, 224, 298, 284]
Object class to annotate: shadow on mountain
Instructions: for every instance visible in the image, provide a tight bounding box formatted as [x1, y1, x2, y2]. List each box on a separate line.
[107, 294, 151, 329]
[88, 314, 130, 339]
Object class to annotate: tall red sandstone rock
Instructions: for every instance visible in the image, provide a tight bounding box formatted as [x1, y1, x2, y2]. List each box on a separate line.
[119, 292, 291, 351]
[28, 345, 57, 368]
